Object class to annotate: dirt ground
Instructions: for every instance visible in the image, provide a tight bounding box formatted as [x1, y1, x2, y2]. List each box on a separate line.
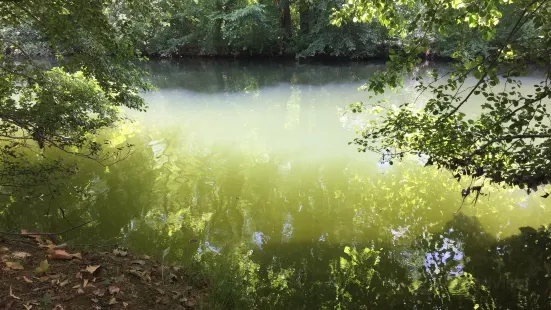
[0, 234, 207, 310]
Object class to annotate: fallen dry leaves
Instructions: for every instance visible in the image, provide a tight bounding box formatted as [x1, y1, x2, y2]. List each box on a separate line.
[85, 265, 101, 274]
[54, 243, 68, 249]
[5, 261, 24, 270]
[108, 285, 120, 295]
[48, 250, 71, 260]
[9, 286, 20, 299]
[93, 288, 106, 297]
[1, 233, 205, 310]
[20, 230, 42, 242]
[48, 249, 81, 260]
[128, 269, 152, 282]
[131, 259, 146, 265]
[40, 240, 56, 251]
[11, 251, 31, 259]
[113, 248, 128, 257]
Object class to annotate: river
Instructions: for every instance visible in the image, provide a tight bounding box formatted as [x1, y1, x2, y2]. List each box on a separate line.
[3, 59, 551, 309]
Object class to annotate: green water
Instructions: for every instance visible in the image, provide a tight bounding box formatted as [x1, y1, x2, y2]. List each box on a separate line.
[3, 59, 551, 309]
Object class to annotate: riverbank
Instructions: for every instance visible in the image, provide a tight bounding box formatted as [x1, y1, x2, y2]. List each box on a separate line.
[0, 234, 207, 309]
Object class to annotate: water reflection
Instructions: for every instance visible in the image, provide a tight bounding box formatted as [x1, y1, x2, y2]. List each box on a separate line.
[1, 60, 551, 309]
[143, 58, 386, 92]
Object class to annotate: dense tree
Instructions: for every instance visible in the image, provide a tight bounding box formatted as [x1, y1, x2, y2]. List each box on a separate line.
[333, 0, 551, 195]
[0, 0, 153, 194]
[296, 0, 388, 58]
[139, 0, 283, 57]
[5, 1, 534, 61]
[138, 0, 391, 58]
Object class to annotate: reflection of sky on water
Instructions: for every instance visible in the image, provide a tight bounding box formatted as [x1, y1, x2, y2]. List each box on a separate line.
[281, 213, 294, 243]
[519, 195, 529, 208]
[279, 161, 291, 174]
[423, 236, 465, 277]
[197, 241, 221, 254]
[252, 231, 270, 250]
[149, 139, 168, 167]
[390, 226, 410, 242]
[376, 161, 391, 172]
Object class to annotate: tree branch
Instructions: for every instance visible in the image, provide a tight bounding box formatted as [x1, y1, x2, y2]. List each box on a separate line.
[476, 134, 551, 153]
[0, 220, 92, 237]
[438, 0, 545, 119]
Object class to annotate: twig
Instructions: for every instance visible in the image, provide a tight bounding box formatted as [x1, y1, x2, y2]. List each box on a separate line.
[0, 237, 37, 246]
[455, 178, 475, 214]
[45, 183, 73, 226]
[0, 220, 92, 237]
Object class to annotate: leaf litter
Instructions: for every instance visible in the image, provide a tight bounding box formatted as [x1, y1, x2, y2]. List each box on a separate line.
[5, 261, 24, 270]
[85, 265, 100, 274]
[0, 234, 207, 309]
[11, 251, 31, 259]
[108, 285, 120, 295]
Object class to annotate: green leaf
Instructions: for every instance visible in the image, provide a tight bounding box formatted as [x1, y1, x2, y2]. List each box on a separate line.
[344, 246, 351, 255]
[35, 260, 49, 274]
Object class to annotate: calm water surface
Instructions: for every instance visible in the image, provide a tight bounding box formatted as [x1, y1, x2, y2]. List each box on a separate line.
[3, 59, 551, 309]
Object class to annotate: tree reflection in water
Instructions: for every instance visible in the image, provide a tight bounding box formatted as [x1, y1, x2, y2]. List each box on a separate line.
[1, 60, 551, 308]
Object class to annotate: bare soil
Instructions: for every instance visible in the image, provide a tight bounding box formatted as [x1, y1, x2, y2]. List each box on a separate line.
[0, 235, 207, 310]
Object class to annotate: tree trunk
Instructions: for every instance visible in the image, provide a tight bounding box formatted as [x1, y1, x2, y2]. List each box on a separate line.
[299, 8, 310, 34]
[281, 2, 291, 37]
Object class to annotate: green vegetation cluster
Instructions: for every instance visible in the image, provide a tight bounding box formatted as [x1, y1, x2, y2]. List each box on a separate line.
[1, 0, 539, 60]
[136, 0, 389, 58]
[0, 0, 154, 194]
[336, 0, 551, 195]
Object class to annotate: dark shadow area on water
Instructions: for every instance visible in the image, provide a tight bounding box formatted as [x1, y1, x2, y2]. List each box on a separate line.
[143, 58, 389, 92]
[200, 213, 551, 309]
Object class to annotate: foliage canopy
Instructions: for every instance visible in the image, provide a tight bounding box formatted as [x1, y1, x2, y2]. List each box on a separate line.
[333, 0, 551, 194]
[0, 0, 152, 193]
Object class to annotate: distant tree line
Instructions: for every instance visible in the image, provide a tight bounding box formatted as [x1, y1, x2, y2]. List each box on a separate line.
[1, 0, 538, 60]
